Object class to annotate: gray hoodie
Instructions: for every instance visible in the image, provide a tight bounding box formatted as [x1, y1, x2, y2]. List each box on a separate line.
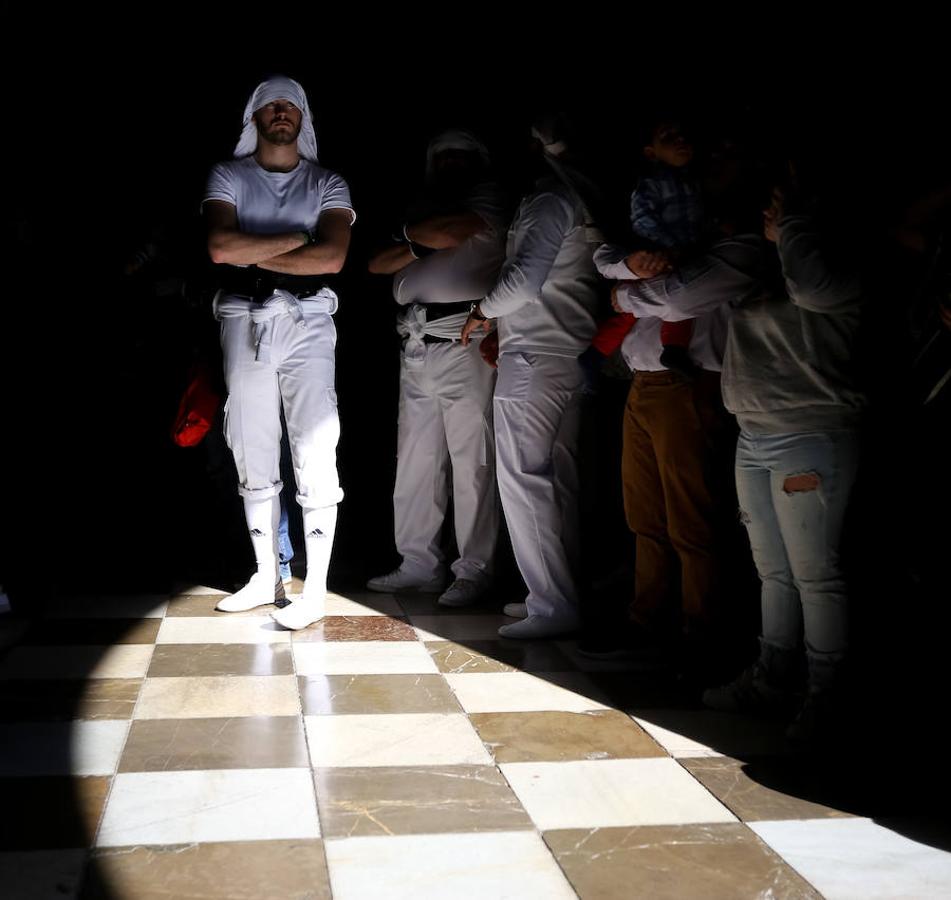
[724, 215, 865, 433]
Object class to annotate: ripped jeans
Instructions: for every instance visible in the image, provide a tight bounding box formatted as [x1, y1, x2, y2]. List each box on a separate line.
[735, 429, 859, 666]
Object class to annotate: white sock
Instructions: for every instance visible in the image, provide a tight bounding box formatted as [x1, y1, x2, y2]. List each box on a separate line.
[217, 496, 284, 613]
[271, 505, 336, 630]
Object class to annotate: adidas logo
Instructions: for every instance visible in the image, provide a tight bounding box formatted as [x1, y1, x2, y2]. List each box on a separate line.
[249, 528, 266, 537]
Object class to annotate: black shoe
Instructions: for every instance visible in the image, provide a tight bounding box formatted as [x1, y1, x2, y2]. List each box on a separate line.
[577, 625, 667, 662]
[577, 633, 638, 661]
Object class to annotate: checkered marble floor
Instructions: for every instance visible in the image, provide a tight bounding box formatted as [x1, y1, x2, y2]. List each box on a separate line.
[1, 586, 949, 899]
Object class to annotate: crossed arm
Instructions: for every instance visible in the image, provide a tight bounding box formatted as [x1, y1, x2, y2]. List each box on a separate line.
[205, 201, 352, 275]
[367, 210, 489, 275]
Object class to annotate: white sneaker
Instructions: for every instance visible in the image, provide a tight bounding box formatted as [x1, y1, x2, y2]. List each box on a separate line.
[271, 596, 325, 631]
[438, 579, 487, 608]
[498, 614, 579, 640]
[366, 568, 446, 594]
[216, 574, 285, 613]
[502, 602, 528, 619]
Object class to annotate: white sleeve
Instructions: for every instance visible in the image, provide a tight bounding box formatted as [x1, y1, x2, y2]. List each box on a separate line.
[202, 163, 236, 208]
[480, 191, 574, 319]
[319, 171, 357, 224]
[593, 243, 641, 281]
[614, 238, 764, 321]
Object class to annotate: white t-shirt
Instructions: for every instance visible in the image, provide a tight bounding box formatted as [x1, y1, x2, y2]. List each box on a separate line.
[392, 182, 507, 305]
[203, 156, 355, 235]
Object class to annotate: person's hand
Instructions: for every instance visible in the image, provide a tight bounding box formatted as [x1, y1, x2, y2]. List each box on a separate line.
[624, 249, 671, 278]
[764, 187, 785, 243]
[461, 308, 491, 345]
[479, 330, 499, 368]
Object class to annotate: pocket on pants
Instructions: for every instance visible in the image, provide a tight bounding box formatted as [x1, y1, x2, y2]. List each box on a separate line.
[496, 352, 536, 402]
[221, 396, 233, 451]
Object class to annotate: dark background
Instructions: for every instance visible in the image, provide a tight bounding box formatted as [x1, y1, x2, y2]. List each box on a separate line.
[4, 28, 948, 610]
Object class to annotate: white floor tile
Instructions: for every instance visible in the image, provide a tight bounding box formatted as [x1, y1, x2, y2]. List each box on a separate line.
[293, 641, 439, 675]
[411, 615, 511, 642]
[46, 595, 168, 619]
[156, 617, 290, 645]
[445, 671, 609, 713]
[325, 593, 403, 617]
[97, 768, 320, 846]
[306, 713, 493, 767]
[751, 817, 951, 900]
[631, 715, 725, 758]
[324, 830, 576, 900]
[0, 721, 129, 776]
[500, 758, 736, 830]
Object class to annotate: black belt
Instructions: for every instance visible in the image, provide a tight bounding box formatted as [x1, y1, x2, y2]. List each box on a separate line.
[216, 265, 328, 303]
[420, 300, 474, 322]
[422, 334, 457, 345]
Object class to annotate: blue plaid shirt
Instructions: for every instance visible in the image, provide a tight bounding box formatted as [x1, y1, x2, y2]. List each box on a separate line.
[630, 163, 704, 250]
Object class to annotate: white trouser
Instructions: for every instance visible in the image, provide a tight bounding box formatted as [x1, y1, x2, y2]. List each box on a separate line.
[393, 339, 498, 583]
[216, 291, 343, 511]
[494, 351, 584, 618]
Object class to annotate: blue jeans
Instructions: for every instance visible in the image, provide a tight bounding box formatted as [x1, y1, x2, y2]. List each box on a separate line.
[735, 429, 859, 669]
[278, 494, 294, 576]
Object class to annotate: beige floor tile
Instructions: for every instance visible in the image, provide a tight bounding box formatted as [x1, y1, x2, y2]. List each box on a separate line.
[119, 716, 309, 771]
[0, 849, 87, 899]
[0, 645, 153, 681]
[0, 678, 141, 721]
[147, 643, 294, 677]
[471, 710, 666, 763]
[680, 756, 856, 822]
[46, 595, 168, 619]
[134, 676, 299, 720]
[316, 765, 532, 837]
[0, 776, 109, 849]
[85, 840, 331, 900]
[425, 640, 575, 674]
[290, 616, 416, 642]
[546, 824, 821, 899]
[300, 674, 461, 715]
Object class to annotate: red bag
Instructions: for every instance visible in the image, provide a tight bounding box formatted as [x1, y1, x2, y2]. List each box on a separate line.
[171, 363, 222, 447]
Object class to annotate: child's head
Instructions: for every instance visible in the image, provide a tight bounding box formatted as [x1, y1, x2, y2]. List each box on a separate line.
[643, 119, 694, 168]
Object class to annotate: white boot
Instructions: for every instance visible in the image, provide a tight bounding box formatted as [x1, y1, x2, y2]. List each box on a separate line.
[217, 496, 284, 613]
[272, 505, 336, 630]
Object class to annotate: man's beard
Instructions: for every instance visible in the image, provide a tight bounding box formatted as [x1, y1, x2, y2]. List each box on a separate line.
[257, 121, 301, 146]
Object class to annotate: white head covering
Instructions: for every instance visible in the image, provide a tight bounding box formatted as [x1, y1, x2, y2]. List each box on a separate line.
[233, 75, 319, 162]
[424, 129, 490, 182]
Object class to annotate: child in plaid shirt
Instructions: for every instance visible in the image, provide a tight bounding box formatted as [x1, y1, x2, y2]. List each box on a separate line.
[593, 119, 705, 377]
